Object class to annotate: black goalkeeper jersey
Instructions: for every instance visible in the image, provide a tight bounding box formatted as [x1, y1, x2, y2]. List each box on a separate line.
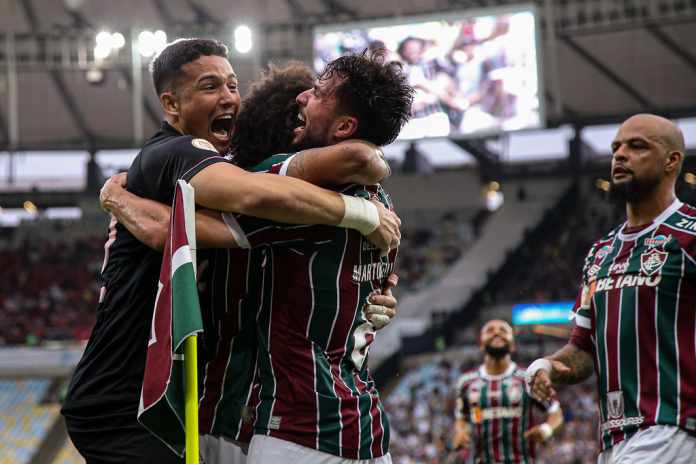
[62, 122, 226, 418]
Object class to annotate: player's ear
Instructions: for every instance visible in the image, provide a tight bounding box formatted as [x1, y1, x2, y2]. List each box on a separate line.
[160, 91, 180, 118]
[334, 115, 358, 140]
[665, 150, 683, 175]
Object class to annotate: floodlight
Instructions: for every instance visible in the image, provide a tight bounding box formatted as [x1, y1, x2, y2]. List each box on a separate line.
[234, 25, 252, 54]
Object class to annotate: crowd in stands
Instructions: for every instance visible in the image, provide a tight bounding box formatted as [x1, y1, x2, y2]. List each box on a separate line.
[385, 356, 598, 464]
[397, 209, 479, 294]
[0, 235, 102, 345]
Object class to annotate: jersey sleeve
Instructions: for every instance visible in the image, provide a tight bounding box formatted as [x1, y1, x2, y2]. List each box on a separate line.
[569, 246, 596, 354]
[455, 375, 471, 421]
[249, 153, 296, 175]
[140, 136, 227, 193]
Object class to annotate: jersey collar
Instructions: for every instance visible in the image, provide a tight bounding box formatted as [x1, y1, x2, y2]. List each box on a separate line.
[617, 198, 683, 242]
[479, 362, 516, 380]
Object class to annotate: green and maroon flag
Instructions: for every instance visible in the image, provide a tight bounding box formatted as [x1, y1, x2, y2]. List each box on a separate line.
[138, 180, 201, 456]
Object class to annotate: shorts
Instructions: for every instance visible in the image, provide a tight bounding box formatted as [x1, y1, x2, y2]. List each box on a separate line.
[597, 424, 696, 464]
[247, 435, 392, 464]
[64, 412, 185, 464]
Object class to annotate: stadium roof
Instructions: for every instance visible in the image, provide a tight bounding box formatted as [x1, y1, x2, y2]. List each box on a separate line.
[0, 0, 695, 151]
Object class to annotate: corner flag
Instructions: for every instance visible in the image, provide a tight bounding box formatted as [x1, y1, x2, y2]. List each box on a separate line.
[138, 180, 201, 461]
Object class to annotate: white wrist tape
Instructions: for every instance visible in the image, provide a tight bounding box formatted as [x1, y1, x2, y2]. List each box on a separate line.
[338, 195, 380, 236]
[365, 304, 391, 329]
[539, 423, 553, 440]
[525, 358, 552, 394]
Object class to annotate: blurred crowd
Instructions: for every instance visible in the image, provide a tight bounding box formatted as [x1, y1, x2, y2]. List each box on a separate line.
[397, 210, 477, 294]
[385, 357, 599, 464]
[0, 236, 101, 345]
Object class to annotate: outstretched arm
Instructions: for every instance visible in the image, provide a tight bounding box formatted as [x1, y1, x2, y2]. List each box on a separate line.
[190, 157, 400, 252]
[100, 173, 238, 251]
[287, 140, 390, 187]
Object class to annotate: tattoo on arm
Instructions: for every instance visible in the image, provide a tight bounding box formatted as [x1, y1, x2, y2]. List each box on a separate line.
[294, 151, 307, 178]
[549, 344, 594, 385]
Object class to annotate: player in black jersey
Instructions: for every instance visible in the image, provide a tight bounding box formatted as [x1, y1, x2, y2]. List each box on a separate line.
[61, 39, 401, 464]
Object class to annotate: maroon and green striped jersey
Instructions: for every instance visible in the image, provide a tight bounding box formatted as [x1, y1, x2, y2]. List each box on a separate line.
[224, 179, 396, 459]
[457, 363, 552, 464]
[198, 154, 297, 443]
[570, 199, 696, 451]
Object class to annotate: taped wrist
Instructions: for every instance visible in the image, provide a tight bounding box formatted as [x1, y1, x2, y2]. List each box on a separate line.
[338, 195, 379, 236]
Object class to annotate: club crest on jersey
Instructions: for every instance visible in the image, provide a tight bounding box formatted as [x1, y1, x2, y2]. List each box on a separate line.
[468, 388, 481, 406]
[191, 138, 218, 153]
[640, 248, 668, 276]
[606, 391, 625, 420]
[644, 234, 671, 249]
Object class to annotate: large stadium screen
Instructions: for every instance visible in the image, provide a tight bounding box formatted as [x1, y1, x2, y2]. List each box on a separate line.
[512, 301, 574, 326]
[313, 6, 543, 140]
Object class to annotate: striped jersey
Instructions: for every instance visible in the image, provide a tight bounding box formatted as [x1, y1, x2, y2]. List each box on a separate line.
[198, 154, 297, 442]
[457, 362, 550, 464]
[224, 175, 396, 458]
[570, 199, 696, 451]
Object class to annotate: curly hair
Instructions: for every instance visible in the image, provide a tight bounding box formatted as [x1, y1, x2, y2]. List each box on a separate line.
[320, 49, 414, 146]
[231, 62, 314, 168]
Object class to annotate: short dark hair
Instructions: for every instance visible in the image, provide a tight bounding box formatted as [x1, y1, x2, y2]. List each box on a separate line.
[320, 50, 413, 146]
[150, 38, 229, 96]
[231, 62, 314, 168]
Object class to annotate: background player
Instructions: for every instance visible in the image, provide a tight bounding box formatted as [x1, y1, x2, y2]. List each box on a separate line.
[454, 319, 563, 463]
[61, 39, 400, 464]
[527, 114, 696, 463]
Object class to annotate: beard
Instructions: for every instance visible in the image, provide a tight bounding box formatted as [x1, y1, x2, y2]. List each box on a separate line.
[484, 343, 510, 359]
[610, 173, 661, 203]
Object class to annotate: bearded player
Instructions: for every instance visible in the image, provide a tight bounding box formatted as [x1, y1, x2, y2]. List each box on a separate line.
[454, 320, 563, 463]
[527, 114, 696, 463]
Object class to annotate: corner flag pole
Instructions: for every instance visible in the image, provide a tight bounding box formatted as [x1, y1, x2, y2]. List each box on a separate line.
[184, 336, 199, 464]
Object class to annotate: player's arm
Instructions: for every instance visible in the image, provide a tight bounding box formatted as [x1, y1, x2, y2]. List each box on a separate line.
[189, 162, 400, 252]
[527, 343, 594, 403]
[452, 417, 471, 449]
[100, 173, 237, 251]
[523, 401, 564, 444]
[286, 140, 390, 187]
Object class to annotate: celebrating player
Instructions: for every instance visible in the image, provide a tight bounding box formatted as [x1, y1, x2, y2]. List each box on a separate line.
[526, 114, 696, 463]
[453, 320, 563, 463]
[61, 39, 400, 464]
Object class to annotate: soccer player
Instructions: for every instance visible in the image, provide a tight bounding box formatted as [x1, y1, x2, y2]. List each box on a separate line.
[453, 319, 563, 464]
[61, 39, 400, 464]
[102, 52, 412, 463]
[526, 114, 696, 463]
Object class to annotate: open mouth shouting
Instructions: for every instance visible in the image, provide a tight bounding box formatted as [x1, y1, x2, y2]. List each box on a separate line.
[210, 113, 235, 146]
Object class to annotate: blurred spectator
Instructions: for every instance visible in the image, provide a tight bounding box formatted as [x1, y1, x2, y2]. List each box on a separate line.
[0, 235, 101, 345]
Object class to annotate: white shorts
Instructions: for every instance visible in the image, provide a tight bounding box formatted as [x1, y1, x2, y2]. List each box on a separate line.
[247, 435, 392, 464]
[597, 425, 696, 464]
[200, 435, 248, 464]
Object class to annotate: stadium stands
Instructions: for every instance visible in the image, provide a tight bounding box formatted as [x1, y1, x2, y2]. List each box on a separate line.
[0, 380, 60, 464]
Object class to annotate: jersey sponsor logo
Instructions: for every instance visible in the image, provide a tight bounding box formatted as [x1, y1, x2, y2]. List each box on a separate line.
[471, 406, 523, 423]
[675, 218, 696, 232]
[606, 391, 625, 420]
[595, 245, 614, 264]
[352, 261, 396, 283]
[644, 234, 671, 248]
[268, 416, 282, 430]
[600, 416, 643, 432]
[191, 138, 219, 153]
[608, 261, 629, 275]
[587, 264, 601, 278]
[594, 274, 661, 292]
[640, 248, 668, 276]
